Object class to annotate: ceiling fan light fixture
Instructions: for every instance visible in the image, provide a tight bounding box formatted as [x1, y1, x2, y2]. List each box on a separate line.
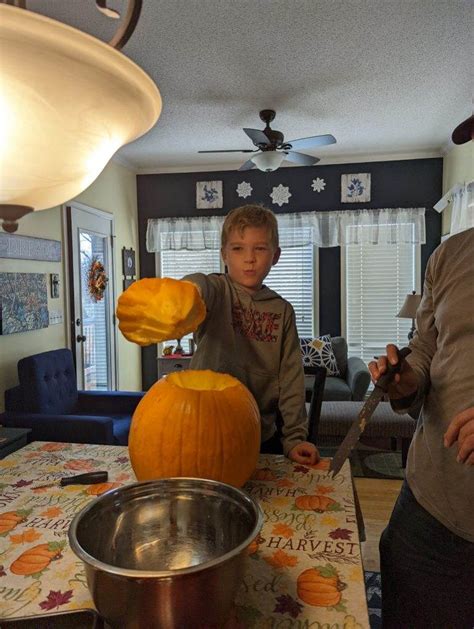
[0, 3, 162, 232]
[251, 151, 286, 172]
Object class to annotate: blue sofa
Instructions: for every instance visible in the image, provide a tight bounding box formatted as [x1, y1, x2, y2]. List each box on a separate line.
[1, 349, 144, 445]
[304, 336, 370, 402]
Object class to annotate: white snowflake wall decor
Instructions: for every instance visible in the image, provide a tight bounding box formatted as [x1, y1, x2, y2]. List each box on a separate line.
[236, 181, 252, 199]
[270, 184, 292, 207]
[341, 173, 371, 203]
[311, 177, 326, 193]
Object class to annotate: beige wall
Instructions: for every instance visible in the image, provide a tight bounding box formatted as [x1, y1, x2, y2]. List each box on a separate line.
[0, 159, 141, 413]
[441, 142, 474, 234]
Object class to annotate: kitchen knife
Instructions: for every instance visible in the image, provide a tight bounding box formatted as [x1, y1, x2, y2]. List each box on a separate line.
[32, 471, 108, 490]
[328, 347, 412, 478]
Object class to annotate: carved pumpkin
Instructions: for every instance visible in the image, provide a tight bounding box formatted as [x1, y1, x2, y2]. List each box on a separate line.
[116, 277, 206, 346]
[129, 370, 261, 488]
[297, 565, 346, 607]
[10, 541, 65, 576]
[295, 495, 337, 512]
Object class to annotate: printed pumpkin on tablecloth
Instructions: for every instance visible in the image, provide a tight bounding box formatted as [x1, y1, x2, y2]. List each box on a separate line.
[129, 370, 261, 488]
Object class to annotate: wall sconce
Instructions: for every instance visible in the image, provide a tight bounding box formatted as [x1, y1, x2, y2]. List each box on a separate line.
[0, 1, 162, 233]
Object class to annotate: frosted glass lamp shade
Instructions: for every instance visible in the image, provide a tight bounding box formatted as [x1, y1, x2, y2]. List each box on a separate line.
[397, 293, 422, 319]
[251, 151, 286, 172]
[0, 5, 162, 230]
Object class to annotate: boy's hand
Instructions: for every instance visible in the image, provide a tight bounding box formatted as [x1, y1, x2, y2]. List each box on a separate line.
[288, 442, 320, 465]
[444, 407, 474, 465]
[368, 343, 418, 400]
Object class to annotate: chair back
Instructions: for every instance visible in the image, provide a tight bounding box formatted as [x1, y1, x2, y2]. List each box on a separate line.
[18, 349, 78, 414]
[306, 365, 327, 443]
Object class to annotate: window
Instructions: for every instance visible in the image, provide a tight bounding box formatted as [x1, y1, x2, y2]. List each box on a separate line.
[343, 224, 419, 365]
[265, 240, 315, 337]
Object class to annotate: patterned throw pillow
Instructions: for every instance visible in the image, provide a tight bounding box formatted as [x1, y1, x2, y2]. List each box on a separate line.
[300, 335, 340, 376]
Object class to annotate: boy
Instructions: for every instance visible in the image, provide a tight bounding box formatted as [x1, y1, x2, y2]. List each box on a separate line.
[184, 204, 319, 465]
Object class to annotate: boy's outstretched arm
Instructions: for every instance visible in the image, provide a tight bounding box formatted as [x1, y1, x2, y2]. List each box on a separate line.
[288, 441, 320, 465]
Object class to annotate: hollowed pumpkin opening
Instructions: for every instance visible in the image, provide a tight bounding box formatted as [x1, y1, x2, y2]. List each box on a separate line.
[167, 369, 239, 391]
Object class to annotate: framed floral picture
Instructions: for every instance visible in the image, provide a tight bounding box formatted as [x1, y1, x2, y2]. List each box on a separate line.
[196, 181, 223, 209]
[122, 247, 136, 278]
[341, 173, 371, 203]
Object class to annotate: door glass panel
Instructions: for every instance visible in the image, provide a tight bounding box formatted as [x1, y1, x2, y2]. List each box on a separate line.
[79, 230, 110, 390]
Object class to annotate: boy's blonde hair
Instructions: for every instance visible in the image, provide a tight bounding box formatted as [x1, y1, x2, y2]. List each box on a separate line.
[221, 205, 279, 249]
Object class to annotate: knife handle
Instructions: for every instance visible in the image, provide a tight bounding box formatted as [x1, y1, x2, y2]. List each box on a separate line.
[59, 471, 109, 486]
[375, 347, 412, 390]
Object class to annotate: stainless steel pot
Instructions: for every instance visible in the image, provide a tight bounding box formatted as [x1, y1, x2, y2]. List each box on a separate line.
[69, 478, 263, 628]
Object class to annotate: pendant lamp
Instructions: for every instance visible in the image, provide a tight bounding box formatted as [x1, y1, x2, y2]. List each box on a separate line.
[0, 2, 162, 232]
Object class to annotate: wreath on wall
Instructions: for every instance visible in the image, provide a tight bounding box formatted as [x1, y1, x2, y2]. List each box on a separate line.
[88, 257, 108, 302]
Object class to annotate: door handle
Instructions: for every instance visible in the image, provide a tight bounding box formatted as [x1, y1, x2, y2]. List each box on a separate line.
[76, 334, 87, 343]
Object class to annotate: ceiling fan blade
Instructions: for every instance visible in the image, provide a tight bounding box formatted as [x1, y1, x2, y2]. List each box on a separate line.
[198, 149, 255, 153]
[238, 158, 257, 171]
[243, 128, 271, 146]
[284, 151, 320, 166]
[286, 134, 336, 151]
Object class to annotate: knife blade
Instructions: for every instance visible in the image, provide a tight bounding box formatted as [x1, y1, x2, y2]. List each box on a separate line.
[32, 470, 108, 490]
[328, 347, 411, 478]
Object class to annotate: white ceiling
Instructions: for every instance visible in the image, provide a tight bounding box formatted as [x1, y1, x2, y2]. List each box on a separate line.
[30, 0, 472, 172]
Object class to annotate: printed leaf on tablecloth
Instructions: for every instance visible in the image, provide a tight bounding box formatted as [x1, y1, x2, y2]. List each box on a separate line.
[274, 594, 303, 618]
[39, 589, 73, 611]
[329, 528, 353, 540]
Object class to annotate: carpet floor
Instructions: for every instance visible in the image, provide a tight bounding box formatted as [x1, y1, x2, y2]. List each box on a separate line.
[365, 571, 382, 629]
[319, 444, 405, 480]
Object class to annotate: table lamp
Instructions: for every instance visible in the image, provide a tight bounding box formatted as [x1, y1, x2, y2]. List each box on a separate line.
[397, 291, 422, 340]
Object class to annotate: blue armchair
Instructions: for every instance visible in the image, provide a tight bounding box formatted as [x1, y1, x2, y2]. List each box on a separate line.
[1, 349, 144, 445]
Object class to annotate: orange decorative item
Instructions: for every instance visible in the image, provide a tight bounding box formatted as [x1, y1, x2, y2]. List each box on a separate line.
[129, 370, 261, 488]
[295, 495, 337, 512]
[116, 277, 206, 346]
[85, 482, 121, 496]
[0, 510, 30, 535]
[297, 564, 346, 607]
[10, 541, 65, 576]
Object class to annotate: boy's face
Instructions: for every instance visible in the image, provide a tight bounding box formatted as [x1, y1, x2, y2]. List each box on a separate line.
[221, 226, 280, 294]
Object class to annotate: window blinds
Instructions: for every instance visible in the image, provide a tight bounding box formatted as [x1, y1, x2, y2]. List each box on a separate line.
[345, 237, 416, 365]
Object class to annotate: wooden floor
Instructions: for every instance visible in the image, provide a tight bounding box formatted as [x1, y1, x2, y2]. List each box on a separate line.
[354, 477, 403, 572]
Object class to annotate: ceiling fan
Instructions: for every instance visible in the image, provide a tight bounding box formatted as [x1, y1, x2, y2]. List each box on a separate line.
[198, 109, 336, 172]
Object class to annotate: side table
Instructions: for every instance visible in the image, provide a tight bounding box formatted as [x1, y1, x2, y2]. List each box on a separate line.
[0, 427, 32, 459]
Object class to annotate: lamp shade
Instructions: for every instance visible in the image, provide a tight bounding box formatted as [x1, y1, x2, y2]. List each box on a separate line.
[0, 4, 162, 229]
[251, 151, 286, 172]
[397, 293, 422, 319]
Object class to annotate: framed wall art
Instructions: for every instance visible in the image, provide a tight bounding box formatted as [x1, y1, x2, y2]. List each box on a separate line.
[122, 247, 136, 278]
[0, 233, 61, 261]
[0, 273, 49, 335]
[196, 181, 223, 209]
[341, 173, 371, 203]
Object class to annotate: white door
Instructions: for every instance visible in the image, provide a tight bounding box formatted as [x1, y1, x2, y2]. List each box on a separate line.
[68, 204, 116, 390]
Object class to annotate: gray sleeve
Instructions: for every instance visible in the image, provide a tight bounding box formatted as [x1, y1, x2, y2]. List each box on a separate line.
[390, 253, 437, 415]
[277, 306, 308, 455]
[182, 273, 220, 312]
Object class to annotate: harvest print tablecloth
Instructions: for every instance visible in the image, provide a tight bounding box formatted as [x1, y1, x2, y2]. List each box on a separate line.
[0, 443, 369, 627]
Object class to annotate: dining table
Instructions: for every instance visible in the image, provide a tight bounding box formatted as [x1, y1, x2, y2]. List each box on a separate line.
[0, 441, 370, 628]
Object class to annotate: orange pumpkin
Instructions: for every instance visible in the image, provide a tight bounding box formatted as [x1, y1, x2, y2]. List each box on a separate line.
[0, 510, 29, 535]
[295, 494, 337, 512]
[10, 541, 65, 576]
[297, 565, 346, 607]
[116, 277, 206, 346]
[129, 369, 261, 488]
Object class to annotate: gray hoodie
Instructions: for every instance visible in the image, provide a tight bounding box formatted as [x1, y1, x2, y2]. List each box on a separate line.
[184, 273, 308, 455]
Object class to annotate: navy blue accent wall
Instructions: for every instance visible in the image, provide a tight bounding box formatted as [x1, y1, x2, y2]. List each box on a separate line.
[137, 158, 442, 388]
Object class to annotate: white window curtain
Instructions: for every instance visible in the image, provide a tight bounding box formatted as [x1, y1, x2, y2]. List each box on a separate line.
[450, 182, 474, 235]
[146, 207, 426, 252]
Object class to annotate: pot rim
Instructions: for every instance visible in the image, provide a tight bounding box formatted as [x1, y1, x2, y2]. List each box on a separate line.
[68, 477, 263, 579]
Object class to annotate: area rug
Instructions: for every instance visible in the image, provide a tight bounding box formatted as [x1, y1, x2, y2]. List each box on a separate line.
[319, 445, 405, 480]
[365, 571, 382, 629]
